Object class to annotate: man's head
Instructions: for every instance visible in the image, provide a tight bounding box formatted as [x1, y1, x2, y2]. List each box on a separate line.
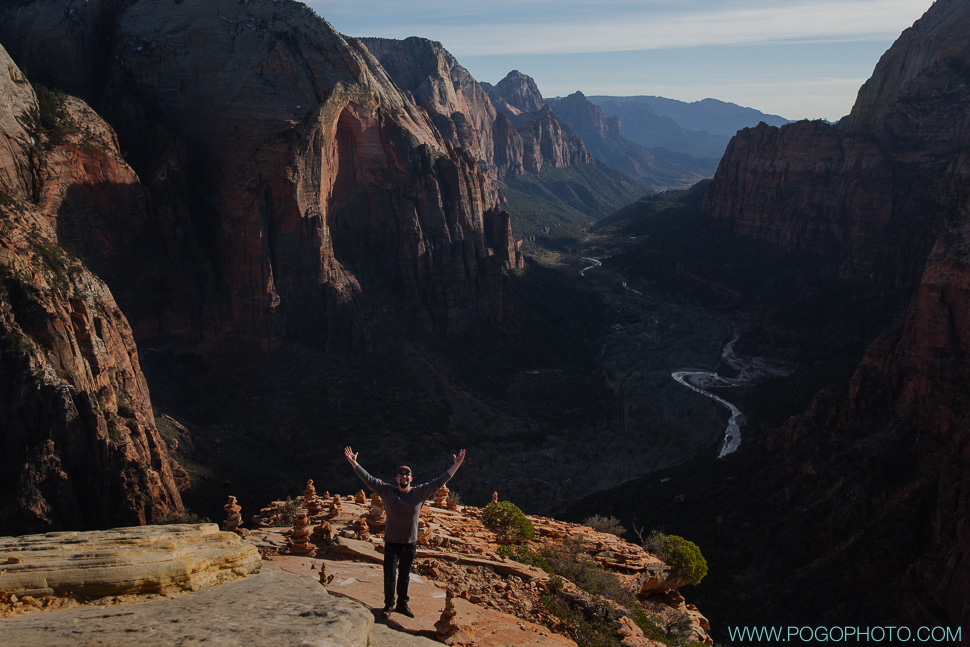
[396, 465, 412, 491]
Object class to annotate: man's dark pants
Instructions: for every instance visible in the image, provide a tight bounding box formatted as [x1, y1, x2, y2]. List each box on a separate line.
[383, 541, 417, 608]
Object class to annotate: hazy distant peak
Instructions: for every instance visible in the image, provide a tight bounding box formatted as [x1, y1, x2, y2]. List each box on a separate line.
[490, 70, 545, 113]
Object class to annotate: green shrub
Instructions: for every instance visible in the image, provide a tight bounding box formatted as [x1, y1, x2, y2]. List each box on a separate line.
[496, 543, 553, 572]
[482, 500, 534, 543]
[20, 85, 73, 144]
[651, 533, 708, 586]
[272, 498, 300, 527]
[541, 537, 634, 606]
[151, 510, 208, 525]
[540, 592, 622, 647]
[583, 514, 626, 536]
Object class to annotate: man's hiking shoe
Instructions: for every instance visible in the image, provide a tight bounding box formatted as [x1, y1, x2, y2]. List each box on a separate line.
[395, 603, 415, 618]
[380, 606, 393, 619]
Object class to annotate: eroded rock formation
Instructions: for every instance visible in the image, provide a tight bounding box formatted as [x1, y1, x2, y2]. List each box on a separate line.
[697, 0, 970, 631]
[0, 44, 184, 534]
[0, 523, 260, 597]
[0, 0, 523, 354]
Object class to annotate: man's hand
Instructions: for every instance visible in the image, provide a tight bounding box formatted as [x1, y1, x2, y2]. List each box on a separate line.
[344, 446, 358, 468]
[452, 448, 466, 469]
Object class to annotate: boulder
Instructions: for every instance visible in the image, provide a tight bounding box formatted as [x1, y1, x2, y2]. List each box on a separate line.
[0, 523, 260, 598]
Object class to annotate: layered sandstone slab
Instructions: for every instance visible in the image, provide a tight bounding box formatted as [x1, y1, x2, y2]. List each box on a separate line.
[0, 566, 437, 647]
[0, 524, 260, 598]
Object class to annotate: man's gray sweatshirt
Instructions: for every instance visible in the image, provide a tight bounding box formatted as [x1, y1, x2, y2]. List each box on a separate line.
[352, 464, 454, 544]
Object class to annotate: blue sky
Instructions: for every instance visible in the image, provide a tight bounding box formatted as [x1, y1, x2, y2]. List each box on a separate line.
[308, 0, 936, 121]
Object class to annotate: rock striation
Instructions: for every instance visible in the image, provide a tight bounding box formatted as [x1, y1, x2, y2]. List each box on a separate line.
[0, 43, 185, 534]
[701, 0, 963, 291]
[0, 0, 523, 353]
[0, 523, 260, 598]
[484, 70, 593, 176]
[361, 40, 589, 181]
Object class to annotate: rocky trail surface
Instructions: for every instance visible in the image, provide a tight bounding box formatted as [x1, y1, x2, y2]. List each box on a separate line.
[0, 487, 713, 646]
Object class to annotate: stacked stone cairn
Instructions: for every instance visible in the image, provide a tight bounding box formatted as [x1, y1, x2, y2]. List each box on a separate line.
[433, 484, 449, 508]
[309, 518, 332, 546]
[318, 562, 334, 587]
[352, 517, 370, 541]
[435, 589, 472, 642]
[253, 501, 280, 527]
[289, 510, 314, 555]
[327, 494, 342, 518]
[222, 496, 246, 536]
[365, 492, 386, 531]
[303, 479, 323, 517]
[355, 490, 367, 504]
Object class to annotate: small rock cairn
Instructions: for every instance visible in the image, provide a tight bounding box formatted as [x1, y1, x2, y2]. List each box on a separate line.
[289, 510, 314, 555]
[303, 480, 323, 517]
[222, 496, 247, 537]
[309, 518, 332, 546]
[365, 492, 385, 531]
[327, 494, 342, 518]
[352, 518, 370, 541]
[433, 484, 450, 508]
[435, 589, 473, 643]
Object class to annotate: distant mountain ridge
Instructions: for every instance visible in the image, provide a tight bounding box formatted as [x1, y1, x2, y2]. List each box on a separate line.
[358, 43, 643, 245]
[583, 95, 790, 159]
[546, 91, 716, 189]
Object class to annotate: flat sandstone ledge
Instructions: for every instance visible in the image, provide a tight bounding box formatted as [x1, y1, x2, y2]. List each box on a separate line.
[0, 566, 437, 647]
[0, 523, 261, 597]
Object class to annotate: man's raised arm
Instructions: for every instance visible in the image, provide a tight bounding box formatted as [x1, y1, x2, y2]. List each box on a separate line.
[447, 448, 466, 476]
[345, 446, 383, 492]
[344, 446, 358, 468]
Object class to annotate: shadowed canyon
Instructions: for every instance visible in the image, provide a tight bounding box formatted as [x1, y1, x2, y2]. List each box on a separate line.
[1, 0, 969, 644]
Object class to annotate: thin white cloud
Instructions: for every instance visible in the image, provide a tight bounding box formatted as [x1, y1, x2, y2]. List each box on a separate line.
[317, 0, 930, 56]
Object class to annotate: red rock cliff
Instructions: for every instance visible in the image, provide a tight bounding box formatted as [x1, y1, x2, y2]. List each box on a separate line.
[1, 0, 522, 351]
[362, 40, 591, 181]
[0, 45, 185, 533]
[707, 0, 970, 629]
[701, 2, 964, 291]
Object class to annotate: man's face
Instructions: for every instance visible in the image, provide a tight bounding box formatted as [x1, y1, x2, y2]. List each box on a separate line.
[396, 470, 412, 490]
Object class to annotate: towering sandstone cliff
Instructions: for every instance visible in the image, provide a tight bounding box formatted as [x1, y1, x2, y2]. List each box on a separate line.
[701, 0, 970, 630]
[0, 0, 522, 353]
[0, 0, 531, 531]
[360, 42, 592, 180]
[0, 45, 185, 533]
[483, 70, 593, 175]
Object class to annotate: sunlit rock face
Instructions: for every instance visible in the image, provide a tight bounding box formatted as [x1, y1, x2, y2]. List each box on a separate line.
[0, 0, 531, 532]
[0, 0, 522, 353]
[703, 0, 967, 292]
[363, 40, 591, 181]
[0, 44, 185, 534]
[705, 0, 970, 629]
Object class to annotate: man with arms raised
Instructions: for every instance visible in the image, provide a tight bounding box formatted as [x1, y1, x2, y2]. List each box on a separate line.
[344, 445, 466, 618]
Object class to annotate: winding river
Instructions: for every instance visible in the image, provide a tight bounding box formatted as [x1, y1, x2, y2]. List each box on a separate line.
[577, 250, 791, 460]
[672, 333, 792, 458]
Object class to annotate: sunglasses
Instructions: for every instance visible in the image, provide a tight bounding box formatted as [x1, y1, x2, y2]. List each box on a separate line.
[397, 472, 411, 477]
